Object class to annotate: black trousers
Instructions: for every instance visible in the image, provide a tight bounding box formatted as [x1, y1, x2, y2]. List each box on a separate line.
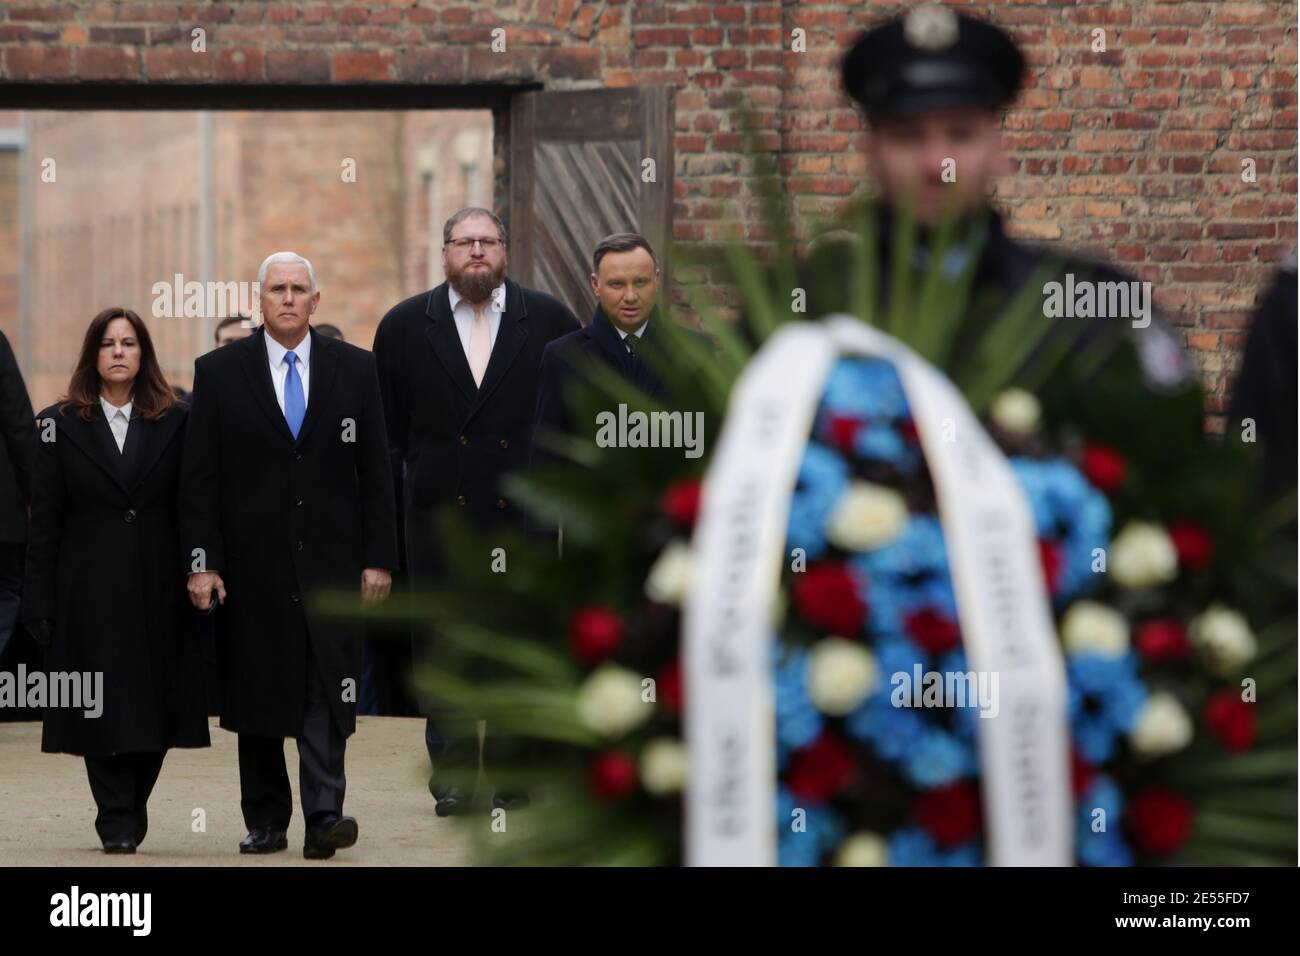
[84, 751, 167, 845]
[237, 641, 346, 831]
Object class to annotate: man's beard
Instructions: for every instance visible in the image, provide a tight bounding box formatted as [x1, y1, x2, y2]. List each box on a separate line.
[447, 260, 506, 303]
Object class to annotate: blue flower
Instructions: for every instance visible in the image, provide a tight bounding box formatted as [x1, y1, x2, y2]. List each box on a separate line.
[855, 422, 922, 472]
[1067, 653, 1147, 763]
[888, 827, 943, 867]
[900, 728, 975, 788]
[820, 358, 909, 421]
[1012, 457, 1111, 602]
[774, 648, 823, 759]
[845, 692, 927, 759]
[787, 442, 848, 560]
[776, 785, 846, 867]
[1075, 776, 1133, 867]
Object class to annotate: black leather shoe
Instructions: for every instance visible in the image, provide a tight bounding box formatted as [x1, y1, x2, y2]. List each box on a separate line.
[434, 787, 473, 817]
[303, 814, 358, 860]
[492, 791, 531, 811]
[102, 838, 136, 854]
[239, 827, 288, 855]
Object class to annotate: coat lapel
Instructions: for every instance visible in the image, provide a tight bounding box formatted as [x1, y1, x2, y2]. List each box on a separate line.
[424, 284, 478, 403]
[295, 327, 337, 447]
[240, 327, 294, 443]
[125, 405, 186, 492]
[57, 408, 128, 494]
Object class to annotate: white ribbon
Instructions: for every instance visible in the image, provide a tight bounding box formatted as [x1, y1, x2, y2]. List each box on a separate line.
[685, 316, 1072, 866]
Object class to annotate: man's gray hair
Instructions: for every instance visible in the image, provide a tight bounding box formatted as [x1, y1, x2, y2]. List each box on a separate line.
[258, 251, 318, 292]
[443, 207, 508, 246]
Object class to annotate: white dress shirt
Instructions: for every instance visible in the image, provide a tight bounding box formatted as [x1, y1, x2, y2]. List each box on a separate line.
[99, 396, 132, 453]
[614, 320, 649, 348]
[265, 330, 312, 414]
[448, 282, 506, 362]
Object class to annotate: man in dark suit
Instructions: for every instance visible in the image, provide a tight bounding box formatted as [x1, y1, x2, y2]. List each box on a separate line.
[372, 207, 580, 816]
[532, 233, 712, 467]
[0, 329, 36, 701]
[180, 252, 397, 859]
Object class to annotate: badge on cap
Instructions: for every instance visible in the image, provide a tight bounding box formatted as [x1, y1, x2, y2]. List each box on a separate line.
[903, 4, 960, 52]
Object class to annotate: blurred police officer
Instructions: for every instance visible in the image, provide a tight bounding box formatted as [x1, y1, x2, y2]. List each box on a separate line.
[814, 4, 1190, 389]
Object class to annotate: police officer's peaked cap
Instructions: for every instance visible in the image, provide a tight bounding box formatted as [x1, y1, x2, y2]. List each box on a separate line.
[841, 5, 1026, 118]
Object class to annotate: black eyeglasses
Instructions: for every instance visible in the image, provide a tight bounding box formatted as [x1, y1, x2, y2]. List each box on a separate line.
[446, 237, 505, 250]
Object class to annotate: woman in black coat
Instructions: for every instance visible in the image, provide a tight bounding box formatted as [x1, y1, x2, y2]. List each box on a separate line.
[22, 306, 209, 853]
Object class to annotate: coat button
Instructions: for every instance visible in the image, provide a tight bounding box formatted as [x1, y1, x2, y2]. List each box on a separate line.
[290, 594, 300, 605]
[497, 498, 508, 510]
[456, 495, 466, 506]
[459, 435, 469, 446]
[295, 452, 303, 461]
[296, 498, 303, 507]
[297, 541, 304, 551]
[124, 509, 136, 523]
[499, 438, 508, 449]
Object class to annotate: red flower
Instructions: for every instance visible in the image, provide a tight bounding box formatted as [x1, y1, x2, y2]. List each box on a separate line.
[1126, 788, 1194, 856]
[904, 608, 961, 654]
[1204, 689, 1256, 752]
[1134, 618, 1192, 663]
[1038, 539, 1063, 595]
[657, 659, 683, 714]
[1080, 443, 1127, 493]
[569, 606, 623, 666]
[661, 478, 702, 526]
[827, 415, 862, 453]
[914, 781, 982, 848]
[1070, 748, 1096, 800]
[1167, 521, 1213, 571]
[587, 750, 639, 802]
[786, 732, 857, 802]
[792, 563, 867, 636]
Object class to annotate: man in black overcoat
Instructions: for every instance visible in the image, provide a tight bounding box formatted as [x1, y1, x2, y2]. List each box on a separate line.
[180, 252, 397, 859]
[372, 207, 580, 816]
[532, 232, 713, 470]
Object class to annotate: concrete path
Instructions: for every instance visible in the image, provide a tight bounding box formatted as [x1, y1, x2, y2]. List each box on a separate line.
[0, 717, 473, 866]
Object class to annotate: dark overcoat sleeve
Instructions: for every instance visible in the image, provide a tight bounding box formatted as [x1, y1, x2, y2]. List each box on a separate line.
[371, 313, 408, 572]
[178, 358, 226, 575]
[20, 410, 62, 625]
[0, 331, 35, 504]
[530, 339, 572, 469]
[356, 351, 399, 572]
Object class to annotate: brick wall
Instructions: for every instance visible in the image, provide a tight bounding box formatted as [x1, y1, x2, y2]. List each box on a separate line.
[0, 0, 1295, 424]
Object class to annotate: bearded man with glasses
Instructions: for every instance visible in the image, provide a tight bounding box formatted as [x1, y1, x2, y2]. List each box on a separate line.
[373, 207, 580, 817]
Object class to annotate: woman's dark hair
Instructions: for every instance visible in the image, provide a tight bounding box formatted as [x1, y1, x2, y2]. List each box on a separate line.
[59, 307, 175, 422]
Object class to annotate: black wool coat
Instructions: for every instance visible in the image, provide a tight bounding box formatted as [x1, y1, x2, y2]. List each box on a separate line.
[22, 401, 210, 757]
[0, 331, 35, 544]
[373, 278, 580, 582]
[179, 327, 397, 739]
[531, 304, 714, 465]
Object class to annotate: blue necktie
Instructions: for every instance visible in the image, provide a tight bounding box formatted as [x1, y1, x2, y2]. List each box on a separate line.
[284, 352, 305, 439]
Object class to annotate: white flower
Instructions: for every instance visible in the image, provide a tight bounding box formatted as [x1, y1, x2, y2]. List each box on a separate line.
[805, 637, 878, 716]
[1190, 604, 1257, 676]
[826, 481, 908, 552]
[577, 665, 651, 738]
[834, 832, 889, 867]
[1110, 521, 1178, 589]
[1128, 691, 1193, 758]
[1061, 600, 1129, 658]
[989, 388, 1041, 436]
[645, 540, 694, 606]
[639, 738, 688, 795]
